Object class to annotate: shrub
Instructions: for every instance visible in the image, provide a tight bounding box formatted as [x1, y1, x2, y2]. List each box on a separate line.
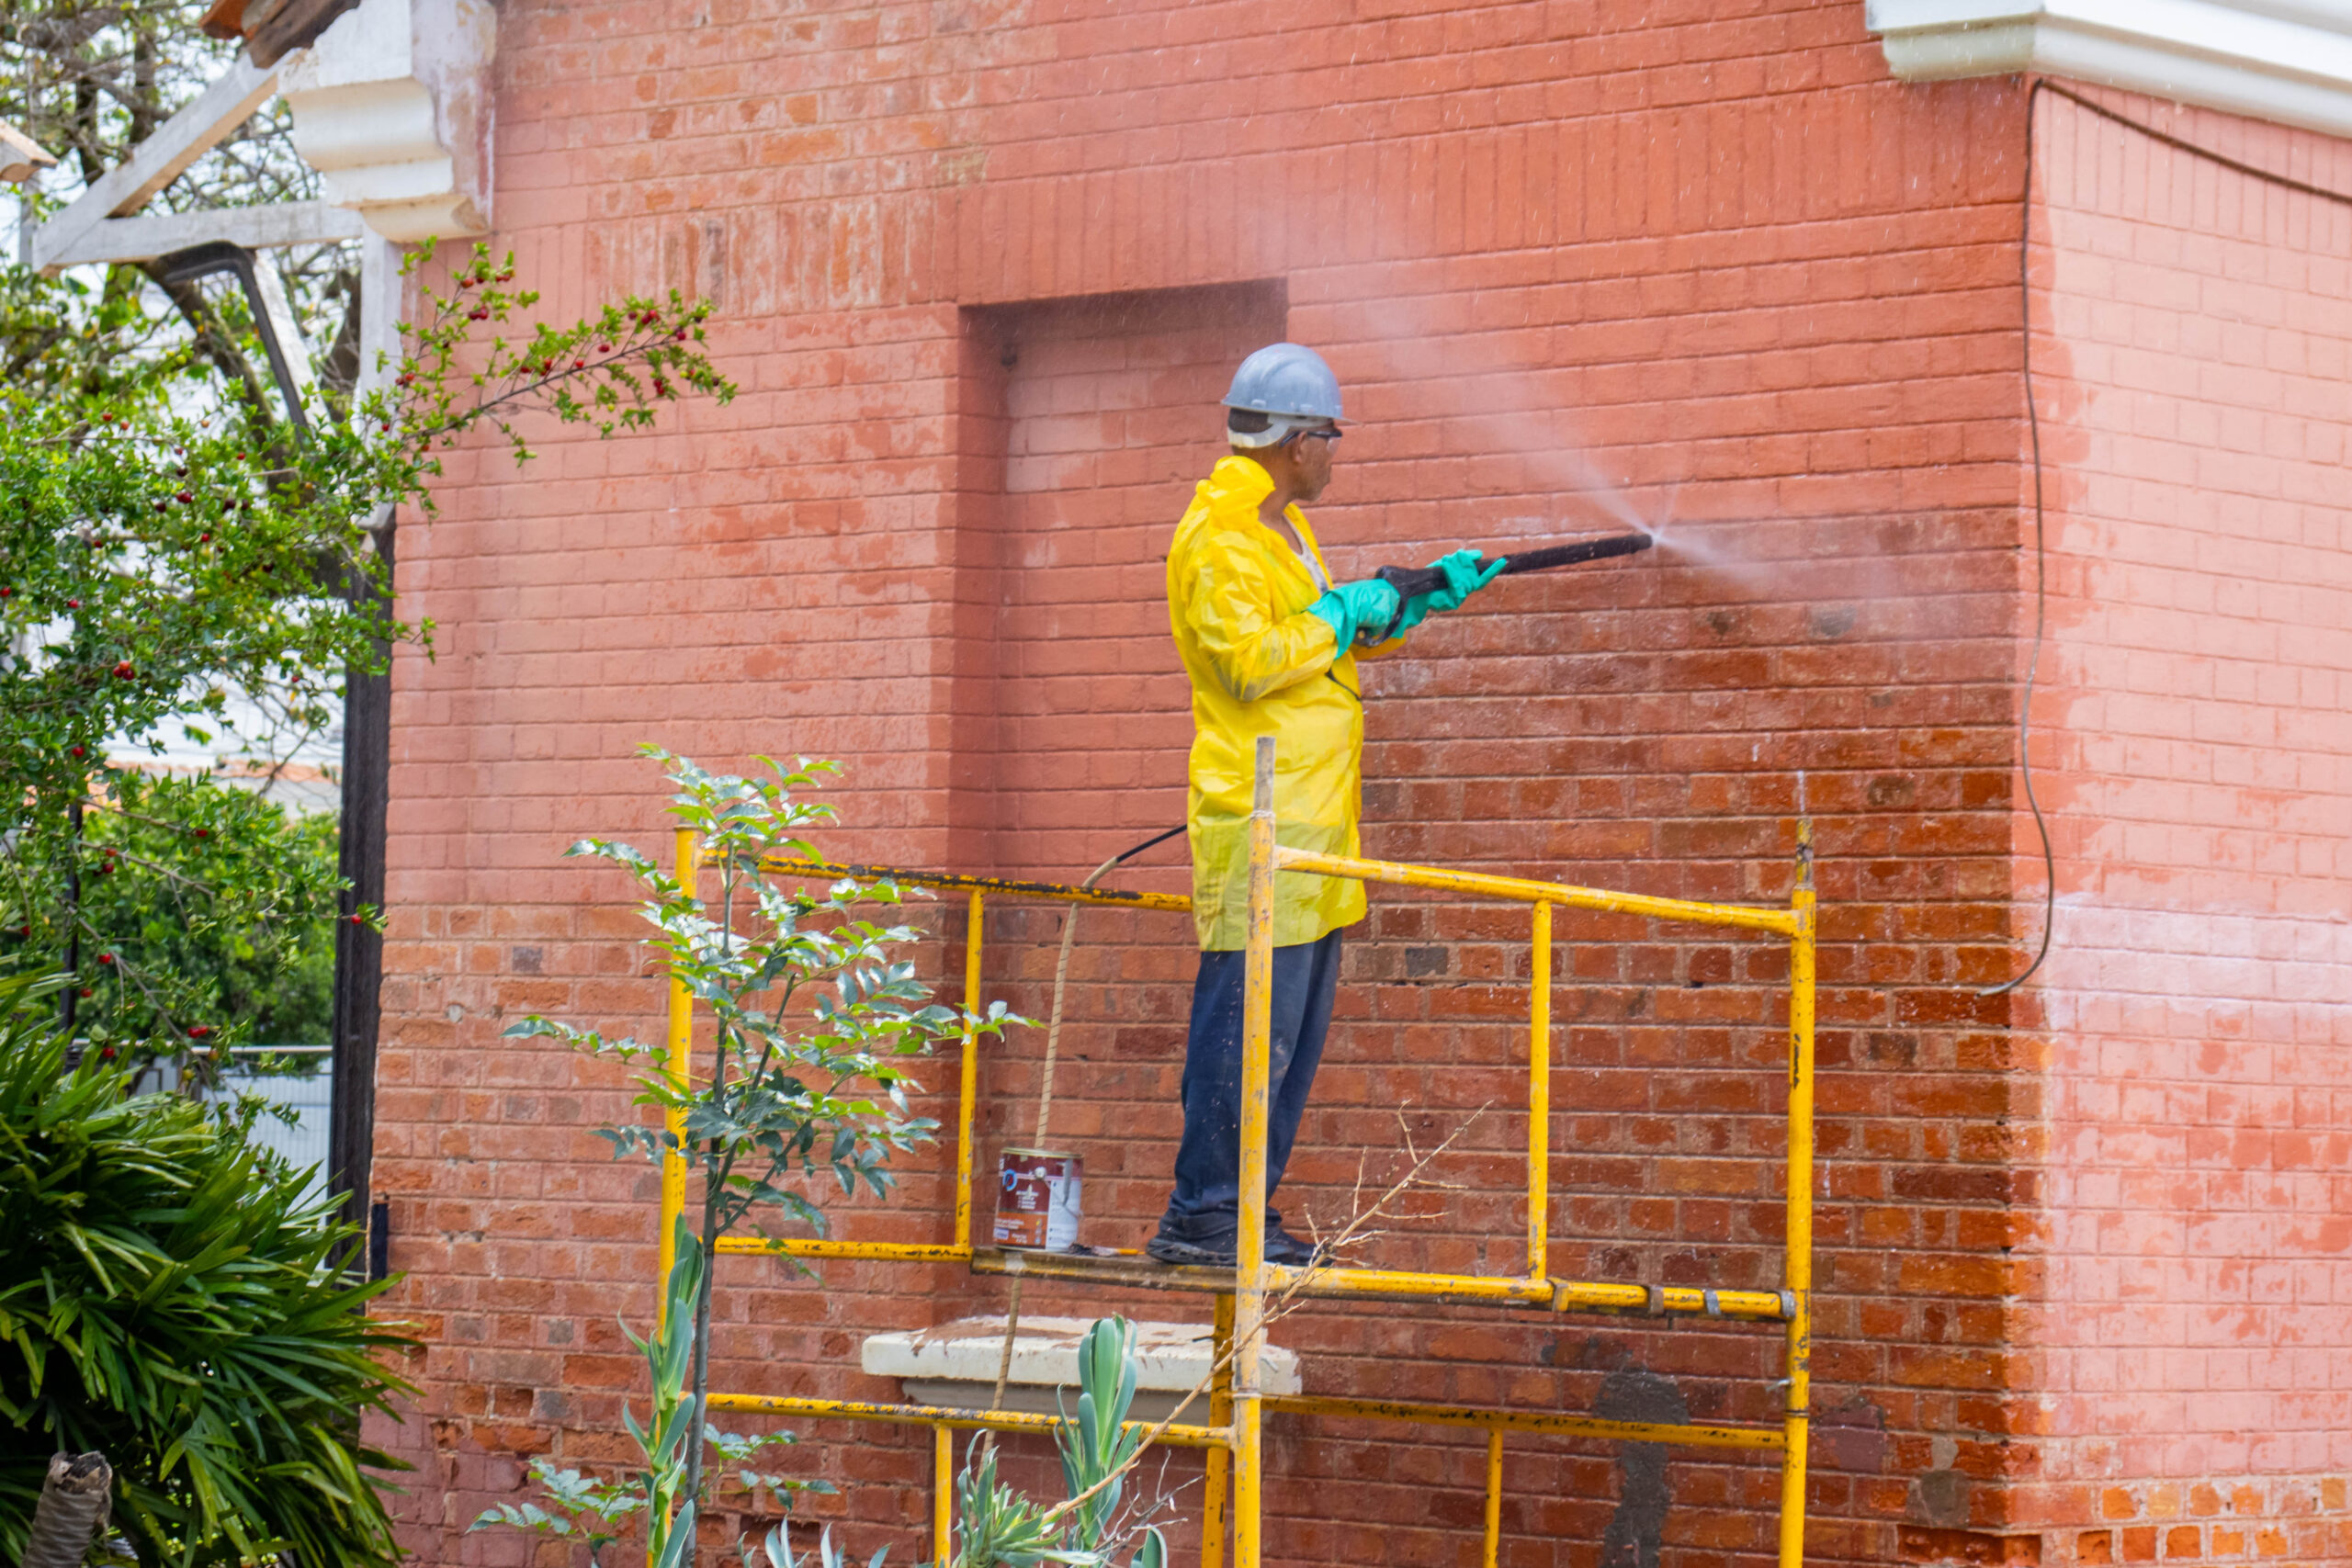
[0, 972, 414, 1566]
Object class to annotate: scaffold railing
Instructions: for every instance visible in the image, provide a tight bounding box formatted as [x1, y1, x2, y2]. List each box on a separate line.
[654, 736, 1817, 1568]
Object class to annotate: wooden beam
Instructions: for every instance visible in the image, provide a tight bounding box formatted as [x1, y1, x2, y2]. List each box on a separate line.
[31, 52, 279, 274]
[40, 200, 363, 267]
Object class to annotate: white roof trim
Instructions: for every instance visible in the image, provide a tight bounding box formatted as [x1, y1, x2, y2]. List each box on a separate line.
[28, 53, 278, 275]
[40, 200, 363, 268]
[1867, 0, 2352, 138]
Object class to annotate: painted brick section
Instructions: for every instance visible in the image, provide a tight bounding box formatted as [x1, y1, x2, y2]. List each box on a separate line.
[2020, 88, 2352, 1550]
[357, 6, 2335, 1568]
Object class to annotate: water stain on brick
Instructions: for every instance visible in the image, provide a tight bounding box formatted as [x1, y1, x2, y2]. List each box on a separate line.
[1914, 1468, 1973, 1529]
[1594, 1366, 1686, 1568]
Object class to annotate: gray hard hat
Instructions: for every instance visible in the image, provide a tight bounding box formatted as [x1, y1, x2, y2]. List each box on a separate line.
[1223, 342, 1344, 427]
[1222, 344, 1344, 450]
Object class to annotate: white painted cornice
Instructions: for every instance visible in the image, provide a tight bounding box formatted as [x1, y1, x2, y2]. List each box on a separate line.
[278, 0, 494, 242]
[1867, 0, 2352, 138]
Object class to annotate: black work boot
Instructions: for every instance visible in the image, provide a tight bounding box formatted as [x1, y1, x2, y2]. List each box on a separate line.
[1146, 1222, 1329, 1269]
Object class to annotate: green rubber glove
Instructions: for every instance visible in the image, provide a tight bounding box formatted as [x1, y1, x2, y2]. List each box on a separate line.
[1306, 578, 1403, 650]
[1393, 547, 1507, 635]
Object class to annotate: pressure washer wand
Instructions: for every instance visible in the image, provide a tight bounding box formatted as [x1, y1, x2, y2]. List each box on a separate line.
[1374, 529, 1655, 602]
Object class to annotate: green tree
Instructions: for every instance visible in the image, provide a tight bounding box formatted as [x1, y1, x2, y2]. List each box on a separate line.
[500, 749, 1016, 1543]
[1, 771, 343, 1049]
[0, 971, 415, 1566]
[1, 0, 359, 405]
[0, 242, 732, 1059]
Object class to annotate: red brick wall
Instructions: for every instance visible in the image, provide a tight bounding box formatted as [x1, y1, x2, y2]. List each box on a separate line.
[2017, 87, 2352, 1563]
[362, 4, 2142, 1564]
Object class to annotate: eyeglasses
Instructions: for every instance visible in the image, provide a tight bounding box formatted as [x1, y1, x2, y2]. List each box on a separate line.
[1292, 427, 1342, 444]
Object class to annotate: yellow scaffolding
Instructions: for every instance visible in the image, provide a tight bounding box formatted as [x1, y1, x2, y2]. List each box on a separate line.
[657, 738, 1816, 1567]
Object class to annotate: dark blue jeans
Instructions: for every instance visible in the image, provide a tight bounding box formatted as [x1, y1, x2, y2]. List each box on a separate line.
[1154, 930, 1342, 1245]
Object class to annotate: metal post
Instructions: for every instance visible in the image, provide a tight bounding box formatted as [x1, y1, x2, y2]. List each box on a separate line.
[1526, 900, 1551, 1280]
[956, 890, 985, 1248]
[934, 1424, 954, 1565]
[1778, 822, 1816, 1568]
[657, 828, 696, 1322]
[1482, 1427, 1504, 1568]
[1204, 1290, 1235, 1568]
[1232, 737, 1276, 1568]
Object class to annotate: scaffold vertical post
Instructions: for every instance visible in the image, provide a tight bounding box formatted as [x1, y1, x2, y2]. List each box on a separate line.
[657, 828, 696, 1325]
[1232, 736, 1276, 1568]
[1527, 900, 1551, 1280]
[1482, 1427, 1503, 1568]
[1779, 820, 1816, 1568]
[955, 890, 985, 1248]
[933, 1424, 953, 1565]
[1203, 1291, 1235, 1568]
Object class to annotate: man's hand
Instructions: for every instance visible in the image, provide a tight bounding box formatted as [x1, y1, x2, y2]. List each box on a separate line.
[1306, 578, 1404, 649]
[1392, 547, 1507, 636]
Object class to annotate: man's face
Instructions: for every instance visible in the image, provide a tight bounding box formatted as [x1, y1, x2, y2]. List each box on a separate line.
[1286, 424, 1338, 501]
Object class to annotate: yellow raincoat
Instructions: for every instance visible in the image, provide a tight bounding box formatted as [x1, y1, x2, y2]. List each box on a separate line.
[1169, 456, 1397, 951]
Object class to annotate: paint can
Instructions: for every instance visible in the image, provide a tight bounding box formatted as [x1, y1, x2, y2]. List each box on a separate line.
[992, 1147, 1082, 1251]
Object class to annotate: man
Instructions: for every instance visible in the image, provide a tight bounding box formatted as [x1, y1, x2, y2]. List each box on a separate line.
[1148, 342, 1500, 1268]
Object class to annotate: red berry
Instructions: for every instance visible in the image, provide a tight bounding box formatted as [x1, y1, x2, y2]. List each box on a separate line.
[70, 745, 85, 758]
[193, 828, 209, 840]
[77, 987, 92, 998]
[1, 587, 11, 597]
[98, 1047, 115, 1060]
[176, 490, 192, 503]
[350, 914, 365, 926]
[673, 328, 687, 341]
[65, 599, 79, 609]
[153, 499, 167, 512]
[97, 953, 113, 964]
[572, 360, 585, 370]
[189, 1025, 210, 1038]
[198, 532, 211, 543]
[112, 660, 133, 679]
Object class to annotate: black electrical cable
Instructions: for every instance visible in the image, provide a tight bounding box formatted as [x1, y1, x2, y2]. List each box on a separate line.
[1981, 80, 2352, 998]
[1110, 823, 1186, 865]
[1983, 80, 2058, 999]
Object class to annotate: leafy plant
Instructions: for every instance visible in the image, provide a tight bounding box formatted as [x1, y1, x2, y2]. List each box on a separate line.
[0, 970, 415, 1567]
[502, 748, 1014, 1531]
[949, 1318, 1171, 1568]
[0, 239, 732, 1066]
[0, 772, 345, 1058]
[759, 1518, 888, 1568]
[1049, 1319, 1170, 1568]
[472, 1216, 821, 1568]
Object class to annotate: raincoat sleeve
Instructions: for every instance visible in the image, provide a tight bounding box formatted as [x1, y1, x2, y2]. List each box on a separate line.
[1178, 527, 1341, 704]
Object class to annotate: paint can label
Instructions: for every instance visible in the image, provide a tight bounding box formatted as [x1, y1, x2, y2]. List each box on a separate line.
[991, 1147, 1081, 1251]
